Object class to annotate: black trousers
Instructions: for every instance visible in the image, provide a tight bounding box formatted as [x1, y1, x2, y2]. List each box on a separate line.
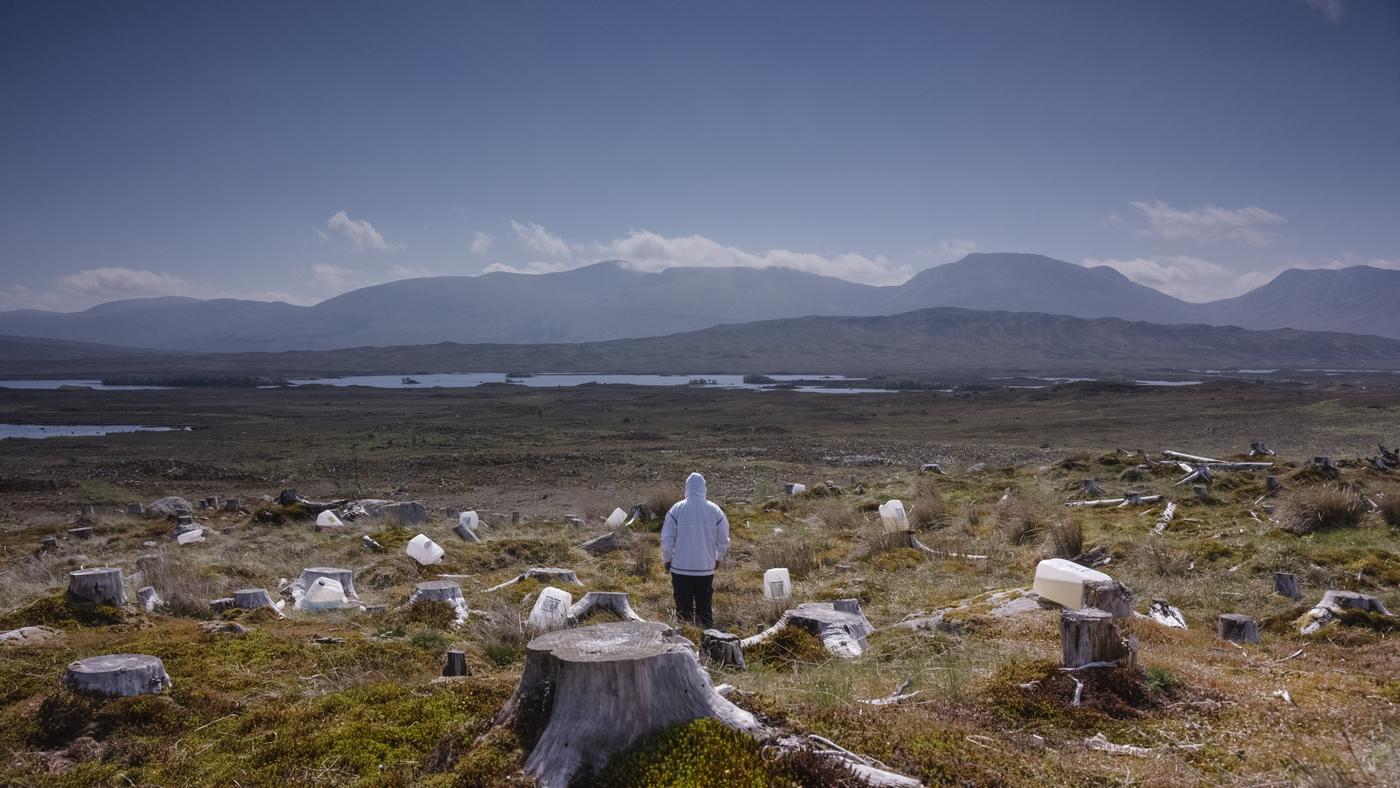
[671, 572, 714, 629]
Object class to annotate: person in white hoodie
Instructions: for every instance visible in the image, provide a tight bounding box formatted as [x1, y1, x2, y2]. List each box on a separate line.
[660, 472, 730, 628]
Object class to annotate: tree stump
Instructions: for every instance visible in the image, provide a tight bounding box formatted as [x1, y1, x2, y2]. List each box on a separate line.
[442, 649, 469, 677]
[409, 580, 464, 605]
[568, 591, 644, 624]
[362, 535, 383, 551]
[1315, 590, 1393, 616]
[126, 503, 145, 517]
[1265, 475, 1283, 495]
[1083, 579, 1134, 619]
[40, 535, 58, 549]
[136, 586, 162, 612]
[1249, 440, 1276, 457]
[701, 630, 745, 669]
[210, 597, 235, 614]
[485, 567, 582, 592]
[1217, 613, 1260, 643]
[1192, 484, 1211, 503]
[1273, 572, 1301, 599]
[740, 602, 875, 658]
[68, 568, 126, 606]
[494, 621, 758, 788]
[222, 498, 242, 513]
[1081, 479, 1105, 497]
[1060, 608, 1132, 668]
[61, 654, 172, 698]
[451, 522, 481, 542]
[578, 531, 624, 555]
[233, 588, 275, 609]
[299, 567, 357, 599]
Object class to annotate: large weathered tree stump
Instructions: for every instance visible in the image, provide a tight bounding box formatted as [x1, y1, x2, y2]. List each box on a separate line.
[494, 621, 758, 788]
[409, 580, 464, 605]
[701, 630, 745, 669]
[1147, 598, 1187, 629]
[233, 588, 275, 609]
[1298, 590, 1395, 634]
[61, 654, 172, 698]
[1061, 608, 1134, 668]
[1273, 571, 1301, 599]
[68, 568, 126, 607]
[741, 601, 875, 658]
[568, 591, 644, 624]
[485, 567, 582, 592]
[1217, 613, 1261, 643]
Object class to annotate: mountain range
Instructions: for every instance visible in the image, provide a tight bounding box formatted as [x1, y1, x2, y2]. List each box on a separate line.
[2, 253, 1397, 351]
[4, 307, 1398, 379]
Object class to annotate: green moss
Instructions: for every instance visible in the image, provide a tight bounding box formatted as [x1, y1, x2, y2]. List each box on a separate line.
[0, 592, 125, 630]
[745, 625, 828, 669]
[862, 547, 924, 572]
[404, 600, 457, 630]
[580, 717, 788, 787]
[1335, 608, 1399, 633]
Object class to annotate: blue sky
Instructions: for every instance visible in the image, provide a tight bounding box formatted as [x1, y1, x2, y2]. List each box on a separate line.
[2, 0, 1397, 309]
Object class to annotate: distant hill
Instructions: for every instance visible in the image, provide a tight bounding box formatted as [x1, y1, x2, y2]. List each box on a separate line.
[0, 334, 163, 363]
[10, 307, 1399, 379]
[2, 254, 1398, 351]
[1198, 266, 1400, 338]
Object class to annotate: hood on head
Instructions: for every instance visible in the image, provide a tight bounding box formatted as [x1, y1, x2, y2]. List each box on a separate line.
[685, 472, 706, 500]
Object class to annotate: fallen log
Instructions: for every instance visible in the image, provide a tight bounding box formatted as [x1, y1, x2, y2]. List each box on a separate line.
[1151, 501, 1177, 534]
[1066, 495, 1163, 508]
[492, 621, 758, 788]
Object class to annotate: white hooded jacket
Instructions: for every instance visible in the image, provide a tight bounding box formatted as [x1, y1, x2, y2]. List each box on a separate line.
[660, 472, 730, 576]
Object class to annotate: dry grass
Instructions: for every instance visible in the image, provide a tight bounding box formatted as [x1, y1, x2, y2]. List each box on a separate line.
[1380, 494, 1400, 529]
[1044, 518, 1084, 559]
[994, 491, 1064, 545]
[908, 477, 952, 531]
[1277, 484, 1367, 534]
[811, 500, 862, 532]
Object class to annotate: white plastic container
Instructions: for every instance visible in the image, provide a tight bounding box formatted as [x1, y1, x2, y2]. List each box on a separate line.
[406, 534, 445, 566]
[1032, 558, 1113, 610]
[176, 528, 205, 545]
[878, 499, 909, 534]
[457, 511, 479, 531]
[785, 483, 807, 496]
[763, 567, 792, 601]
[303, 577, 347, 610]
[528, 587, 573, 631]
[604, 508, 628, 528]
[316, 510, 345, 529]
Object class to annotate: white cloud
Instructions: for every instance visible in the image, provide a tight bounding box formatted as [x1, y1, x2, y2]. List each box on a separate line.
[469, 232, 494, 256]
[1302, 0, 1344, 23]
[325, 211, 402, 252]
[388, 264, 436, 279]
[510, 220, 572, 259]
[1130, 200, 1285, 246]
[483, 260, 575, 275]
[55, 267, 191, 299]
[913, 239, 977, 266]
[592, 229, 910, 284]
[1081, 255, 1244, 301]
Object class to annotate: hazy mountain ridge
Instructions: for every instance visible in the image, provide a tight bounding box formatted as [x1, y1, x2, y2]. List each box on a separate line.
[2, 254, 1397, 350]
[6, 307, 1399, 379]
